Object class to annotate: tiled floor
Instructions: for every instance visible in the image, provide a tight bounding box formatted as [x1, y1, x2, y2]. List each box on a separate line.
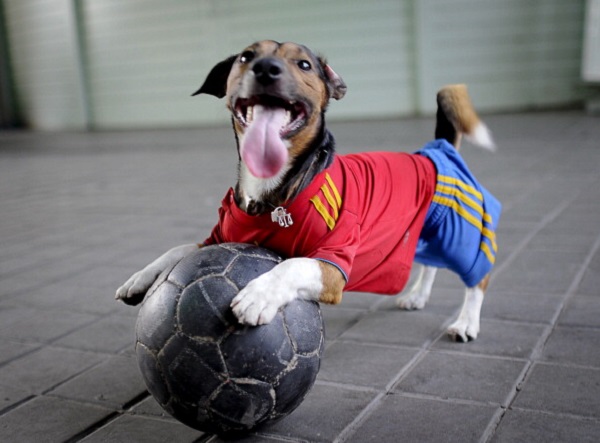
[1, 111, 599, 442]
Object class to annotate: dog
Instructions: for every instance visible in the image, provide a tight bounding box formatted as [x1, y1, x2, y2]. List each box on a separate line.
[116, 40, 500, 342]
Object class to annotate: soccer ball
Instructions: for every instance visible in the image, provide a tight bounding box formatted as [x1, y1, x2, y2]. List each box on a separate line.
[135, 243, 325, 434]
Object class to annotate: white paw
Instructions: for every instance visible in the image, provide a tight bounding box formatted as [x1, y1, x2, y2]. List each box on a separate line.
[396, 290, 428, 310]
[397, 266, 436, 310]
[115, 267, 160, 305]
[115, 243, 199, 306]
[447, 286, 484, 342]
[231, 258, 322, 326]
[447, 317, 480, 342]
[231, 271, 292, 326]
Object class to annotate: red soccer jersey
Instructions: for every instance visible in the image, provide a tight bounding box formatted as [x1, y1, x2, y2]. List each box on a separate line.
[204, 152, 436, 294]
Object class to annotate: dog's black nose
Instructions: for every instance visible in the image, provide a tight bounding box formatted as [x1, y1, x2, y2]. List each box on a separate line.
[252, 57, 284, 86]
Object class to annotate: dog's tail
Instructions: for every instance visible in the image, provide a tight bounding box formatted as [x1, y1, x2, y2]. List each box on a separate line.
[435, 84, 495, 151]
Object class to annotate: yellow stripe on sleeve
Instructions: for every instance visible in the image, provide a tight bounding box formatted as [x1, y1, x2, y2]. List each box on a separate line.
[432, 195, 497, 254]
[437, 175, 483, 201]
[432, 195, 482, 230]
[320, 184, 339, 219]
[482, 227, 498, 252]
[310, 195, 336, 230]
[436, 184, 484, 218]
[325, 173, 342, 207]
[480, 241, 496, 264]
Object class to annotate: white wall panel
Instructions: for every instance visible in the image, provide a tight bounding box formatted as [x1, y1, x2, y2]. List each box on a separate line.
[81, 0, 415, 128]
[415, 0, 585, 113]
[582, 0, 600, 81]
[2, 0, 588, 129]
[4, 0, 86, 129]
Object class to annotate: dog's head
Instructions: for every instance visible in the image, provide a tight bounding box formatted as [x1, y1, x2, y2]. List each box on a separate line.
[194, 40, 346, 179]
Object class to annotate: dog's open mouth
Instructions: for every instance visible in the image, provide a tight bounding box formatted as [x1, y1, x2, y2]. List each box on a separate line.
[233, 95, 309, 179]
[234, 95, 308, 138]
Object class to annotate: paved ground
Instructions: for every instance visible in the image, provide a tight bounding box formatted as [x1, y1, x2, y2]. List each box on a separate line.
[0, 111, 599, 442]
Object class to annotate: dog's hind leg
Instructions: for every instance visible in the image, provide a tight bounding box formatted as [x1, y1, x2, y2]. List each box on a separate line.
[447, 273, 490, 342]
[397, 265, 438, 310]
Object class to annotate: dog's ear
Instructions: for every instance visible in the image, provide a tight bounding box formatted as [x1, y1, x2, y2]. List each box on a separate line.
[323, 64, 347, 100]
[192, 54, 237, 98]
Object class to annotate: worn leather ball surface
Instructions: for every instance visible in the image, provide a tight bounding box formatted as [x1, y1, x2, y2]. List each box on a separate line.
[135, 243, 324, 434]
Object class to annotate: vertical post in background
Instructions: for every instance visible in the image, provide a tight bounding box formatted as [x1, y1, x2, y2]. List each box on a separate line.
[0, 0, 19, 128]
[582, 0, 600, 113]
[582, 0, 600, 82]
[70, 0, 94, 130]
[407, 0, 421, 115]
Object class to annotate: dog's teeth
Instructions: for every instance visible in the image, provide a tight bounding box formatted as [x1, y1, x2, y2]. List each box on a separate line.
[286, 110, 292, 124]
[246, 106, 253, 123]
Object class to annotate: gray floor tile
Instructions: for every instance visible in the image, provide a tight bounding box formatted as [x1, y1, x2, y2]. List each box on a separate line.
[492, 250, 588, 295]
[339, 310, 448, 347]
[0, 306, 98, 344]
[347, 394, 497, 443]
[482, 291, 563, 324]
[541, 326, 600, 368]
[528, 230, 600, 253]
[0, 346, 105, 394]
[577, 249, 600, 296]
[261, 383, 377, 442]
[81, 414, 203, 442]
[559, 294, 600, 328]
[513, 363, 600, 418]
[338, 291, 382, 309]
[53, 314, 136, 353]
[0, 396, 113, 443]
[129, 396, 174, 420]
[49, 354, 147, 409]
[0, 339, 40, 366]
[396, 351, 526, 404]
[0, 384, 31, 415]
[318, 341, 418, 388]
[321, 306, 362, 341]
[491, 408, 600, 443]
[432, 319, 545, 359]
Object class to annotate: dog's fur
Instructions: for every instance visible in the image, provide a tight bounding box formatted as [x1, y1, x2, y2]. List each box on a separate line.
[116, 40, 496, 342]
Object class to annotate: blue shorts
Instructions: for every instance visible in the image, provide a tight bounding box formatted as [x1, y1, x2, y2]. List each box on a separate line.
[414, 140, 501, 287]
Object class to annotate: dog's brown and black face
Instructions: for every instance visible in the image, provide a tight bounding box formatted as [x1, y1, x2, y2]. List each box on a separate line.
[194, 40, 346, 183]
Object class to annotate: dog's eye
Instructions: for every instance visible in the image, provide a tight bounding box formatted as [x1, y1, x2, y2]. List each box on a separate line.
[297, 60, 312, 71]
[239, 51, 255, 64]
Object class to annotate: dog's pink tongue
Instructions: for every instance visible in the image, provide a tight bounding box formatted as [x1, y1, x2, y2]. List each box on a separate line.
[241, 105, 288, 178]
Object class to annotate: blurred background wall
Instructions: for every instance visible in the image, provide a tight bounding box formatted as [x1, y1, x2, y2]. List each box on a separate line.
[0, 0, 594, 130]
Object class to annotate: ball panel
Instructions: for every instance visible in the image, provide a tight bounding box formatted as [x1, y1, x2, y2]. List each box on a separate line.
[167, 245, 237, 288]
[136, 281, 180, 352]
[221, 314, 294, 383]
[165, 400, 211, 433]
[134, 243, 325, 435]
[136, 342, 170, 406]
[208, 378, 275, 431]
[177, 276, 238, 339]
[273, 354, 321, 416]
[283, 300, 325, 356]
[158, 334, 225, 406]
[220, 243, 280, 259]
[226, 252, 281, 289]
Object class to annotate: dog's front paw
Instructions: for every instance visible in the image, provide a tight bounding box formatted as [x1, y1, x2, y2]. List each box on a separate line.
[115, 267, 160, 306]
[231, 258, 322, 326]
[231, 272, 292, 326]
[447, 317, 480, 342]
[116, 244, 200, 306]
